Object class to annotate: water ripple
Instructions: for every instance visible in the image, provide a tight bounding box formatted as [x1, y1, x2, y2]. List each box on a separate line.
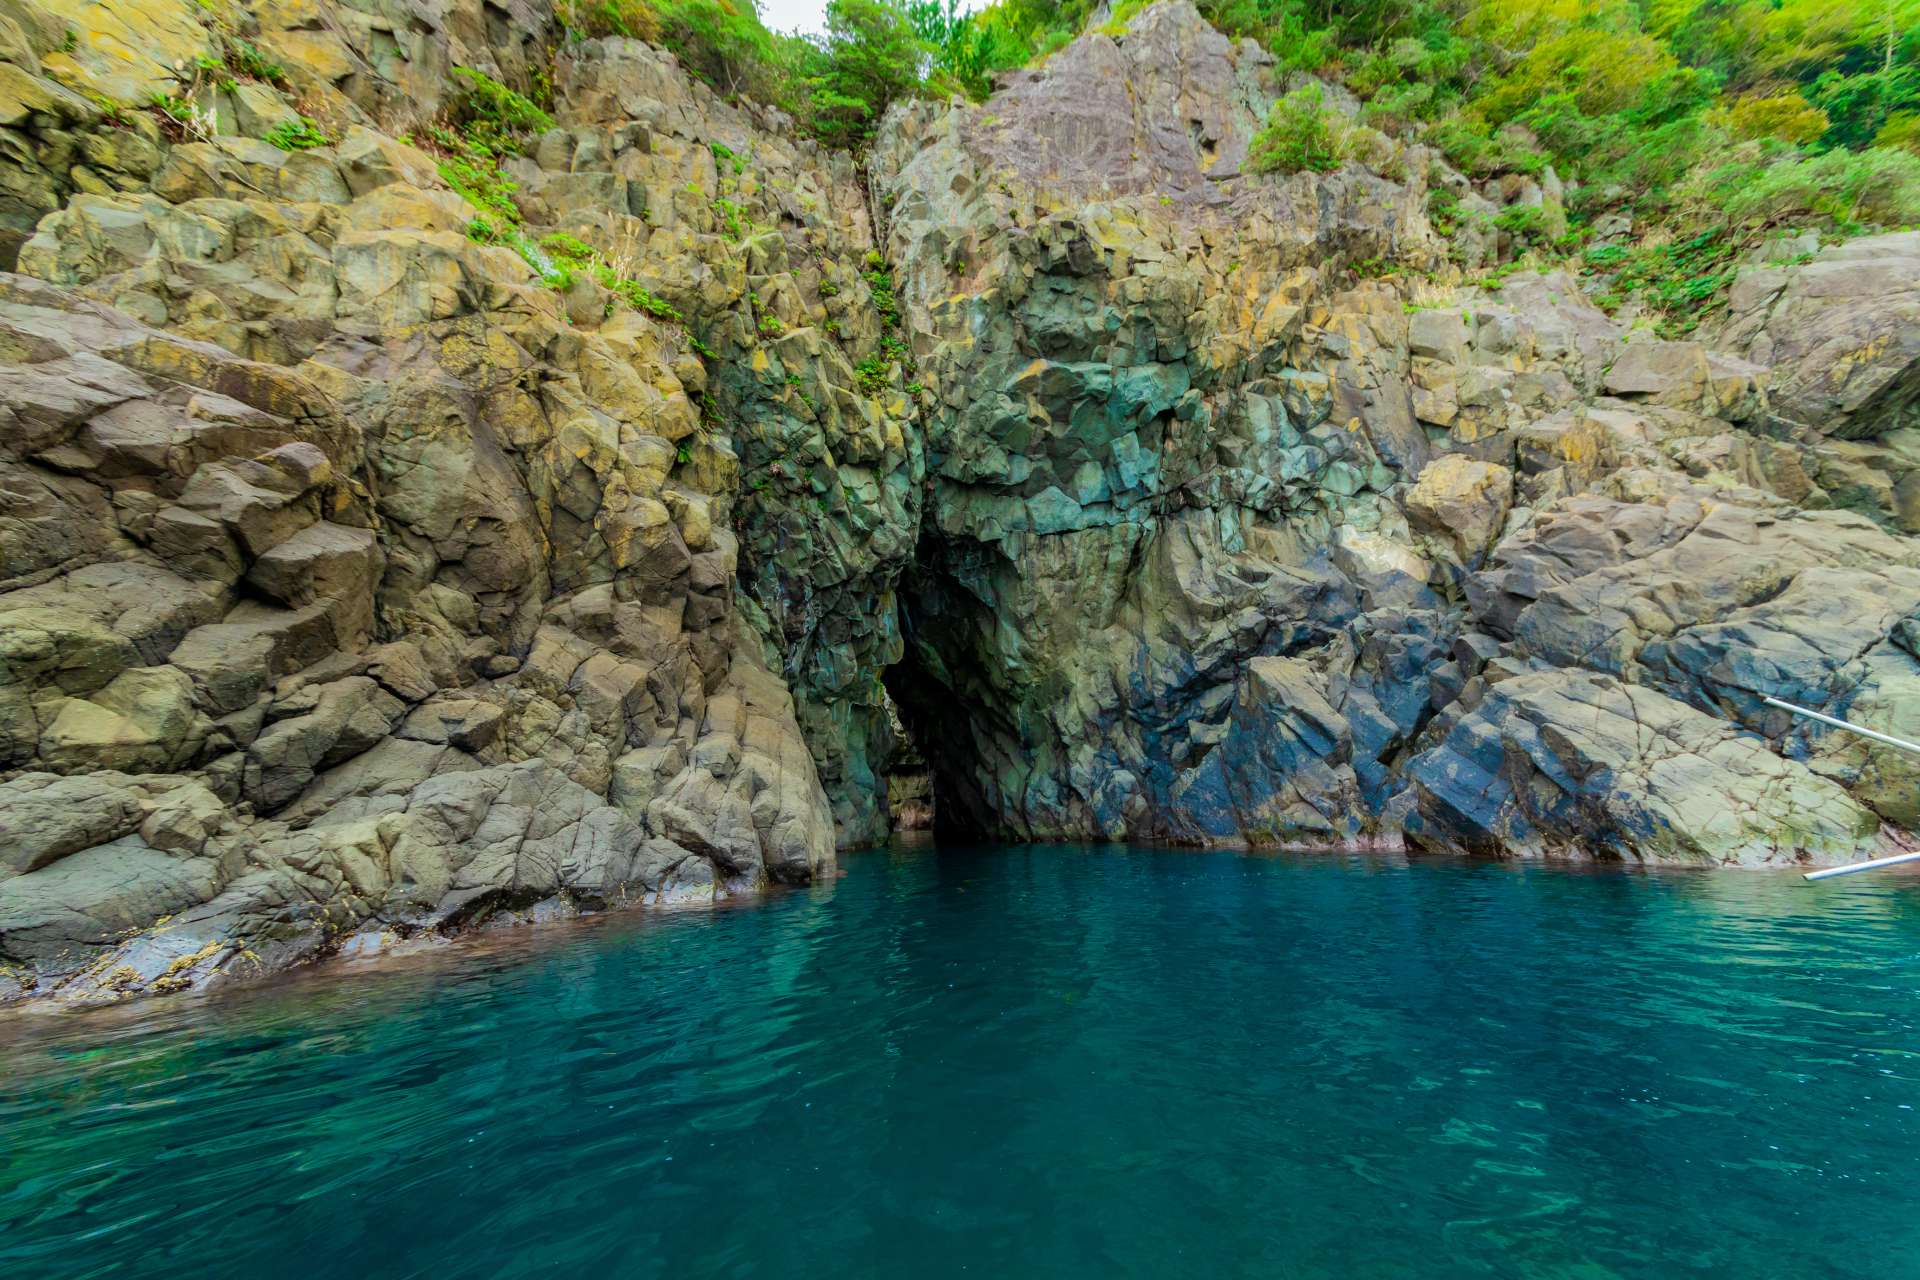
[3, 846, 1920, 1279]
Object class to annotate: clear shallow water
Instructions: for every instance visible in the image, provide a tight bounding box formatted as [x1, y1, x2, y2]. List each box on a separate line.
[4, 845, 1920, 1280]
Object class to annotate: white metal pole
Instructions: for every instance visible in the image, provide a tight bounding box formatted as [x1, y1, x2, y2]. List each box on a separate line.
[1763, 696, 1920, 758]
[1805, 850, 1920, 881]
[1759, 698, 1920, 881]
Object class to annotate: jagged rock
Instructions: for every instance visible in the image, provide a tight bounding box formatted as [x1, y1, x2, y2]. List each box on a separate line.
[870, 0, 1430, 845]
[0, 772, 145, 877]
[1720, 231, 1920, 439]
[243, 677, 406, 812]
[1406, 670, 1886, 866]
[38, 665, 205, 773]
[247, 522, 382, 609]
[0, 836, 230, 969]
[1602, 340, 1767, 421]
[0, 0, 866, 1004]
[5, 0, 1920, 1005]
[399, 697, 506, 752]
[1404, 455, 1512, 563]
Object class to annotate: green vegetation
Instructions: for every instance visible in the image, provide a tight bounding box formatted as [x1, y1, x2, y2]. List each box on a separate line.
[263, 116, 332, 151]
[522, 0, 1914, 331]
[225, 37, 288, 86]
[1181, 0, 1920, 243]
[146, 92, 210, 142]
[426, 68, 547, 229]
[194, 53, 237, 93]
[599, 266, 685, 320]
[428, 67, 675, 319]
[1580, 233, 1740, 330]
[450, 65, 555, 146]
[712, 196, 747, 238]
[551, 0, 932, 145]
[1249, 84, 1346, 173]
[538, 0, 1917, 243]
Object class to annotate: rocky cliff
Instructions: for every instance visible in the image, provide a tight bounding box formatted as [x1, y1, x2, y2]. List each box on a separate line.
[3, 0, 1919, 1005]
[868, 2, 1920, 868]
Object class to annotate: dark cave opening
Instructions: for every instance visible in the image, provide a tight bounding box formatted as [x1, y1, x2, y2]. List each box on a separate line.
[883, 645, 981, 841]
[880, 551, 1002, 842]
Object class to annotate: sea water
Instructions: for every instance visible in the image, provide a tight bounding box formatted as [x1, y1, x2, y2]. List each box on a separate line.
[4, 843, 1919, 1279]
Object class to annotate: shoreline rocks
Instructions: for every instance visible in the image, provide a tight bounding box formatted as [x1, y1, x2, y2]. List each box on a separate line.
[4, 0, 1920, 1006]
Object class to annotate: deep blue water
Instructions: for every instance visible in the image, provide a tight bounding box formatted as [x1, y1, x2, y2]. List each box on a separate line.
[4, 843, 1920, 1279]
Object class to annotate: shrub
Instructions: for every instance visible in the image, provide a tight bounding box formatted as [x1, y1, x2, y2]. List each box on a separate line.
[654, 0, 781, 98]
[1579, 230, 1739, 334]
[1493, 203, 1551, 247]
[429, 125, 522, 224]
[449, 66, 554, 145]
[596, 265, 683, 320]
[805, 0, 928, 147]
[557, 0, 662, 41]
[1477, 27, 1682, 125]
[225, 37, 287, 86]
[541, 231, 598, 262]
[1879, 111, 1920, 154]
[264, 116, 332, 151]
[1712, 92, 1831, 144]
[1712, 145, 1920, 229]
[853, 356, 891, 393]
[1249, 84, 1345, 175]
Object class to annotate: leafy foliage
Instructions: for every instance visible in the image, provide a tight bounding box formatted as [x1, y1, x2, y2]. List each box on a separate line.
[263, 116, 333, 151]
[1686, 142, 1920, 229]
[1580, 231, 1740, 333]
[224, 37, 288, 86]
[1713, 92, 1832, 144]
[1248, 84, 1346, 173]
[530, 0, 1920, 279]
[806, 0, 928, 146]
[449, 66, 555, 149]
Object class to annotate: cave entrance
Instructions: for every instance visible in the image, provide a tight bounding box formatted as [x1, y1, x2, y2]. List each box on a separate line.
[877, 689, 935, 836]
[879, 612, 999, 842]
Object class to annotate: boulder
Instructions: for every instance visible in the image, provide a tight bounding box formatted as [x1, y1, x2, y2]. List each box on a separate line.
[243, 677, 406, 812]
[1404, 455, 1513, 562]
[1720, 231, 1920, 439]
[1407, 670, 1885, 866]
[247, 522, 383, 608]
[38, 666, 205, 773]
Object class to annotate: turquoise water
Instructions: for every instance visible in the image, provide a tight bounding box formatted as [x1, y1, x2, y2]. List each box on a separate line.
[4, 845, 1920, 1279]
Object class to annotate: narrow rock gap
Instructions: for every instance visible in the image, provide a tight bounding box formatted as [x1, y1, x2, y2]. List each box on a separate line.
[882, 548, 984, 840]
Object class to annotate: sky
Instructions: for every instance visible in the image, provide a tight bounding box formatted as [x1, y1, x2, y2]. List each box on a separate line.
[754, 0, 983, 37]
[758, 0, 833, 34]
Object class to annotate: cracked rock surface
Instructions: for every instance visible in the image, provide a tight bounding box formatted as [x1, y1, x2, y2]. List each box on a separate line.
[869, 1, 1920, 867]
[5, 0, 1920, 1006]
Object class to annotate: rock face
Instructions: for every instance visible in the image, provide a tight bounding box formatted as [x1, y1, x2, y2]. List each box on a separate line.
[868, 2, 1920, 868]
[0, 0, 881, 1004]
[5, 0, 1920, 1004]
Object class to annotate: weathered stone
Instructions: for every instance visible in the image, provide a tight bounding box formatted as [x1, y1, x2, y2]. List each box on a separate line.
[0, 772, 144, 878]
[1404, 455, 1513, 563]
[1720, 231, 1920, 439]
[1407, 671, 1885, 867]
[38, 665, 204, 773]
[8, 0, 1920, 1008]
[243, 677, 405, 812]
[247, 522, 382, 608]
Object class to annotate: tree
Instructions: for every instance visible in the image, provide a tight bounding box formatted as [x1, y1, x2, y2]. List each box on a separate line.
[806, 0, 929, 146]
